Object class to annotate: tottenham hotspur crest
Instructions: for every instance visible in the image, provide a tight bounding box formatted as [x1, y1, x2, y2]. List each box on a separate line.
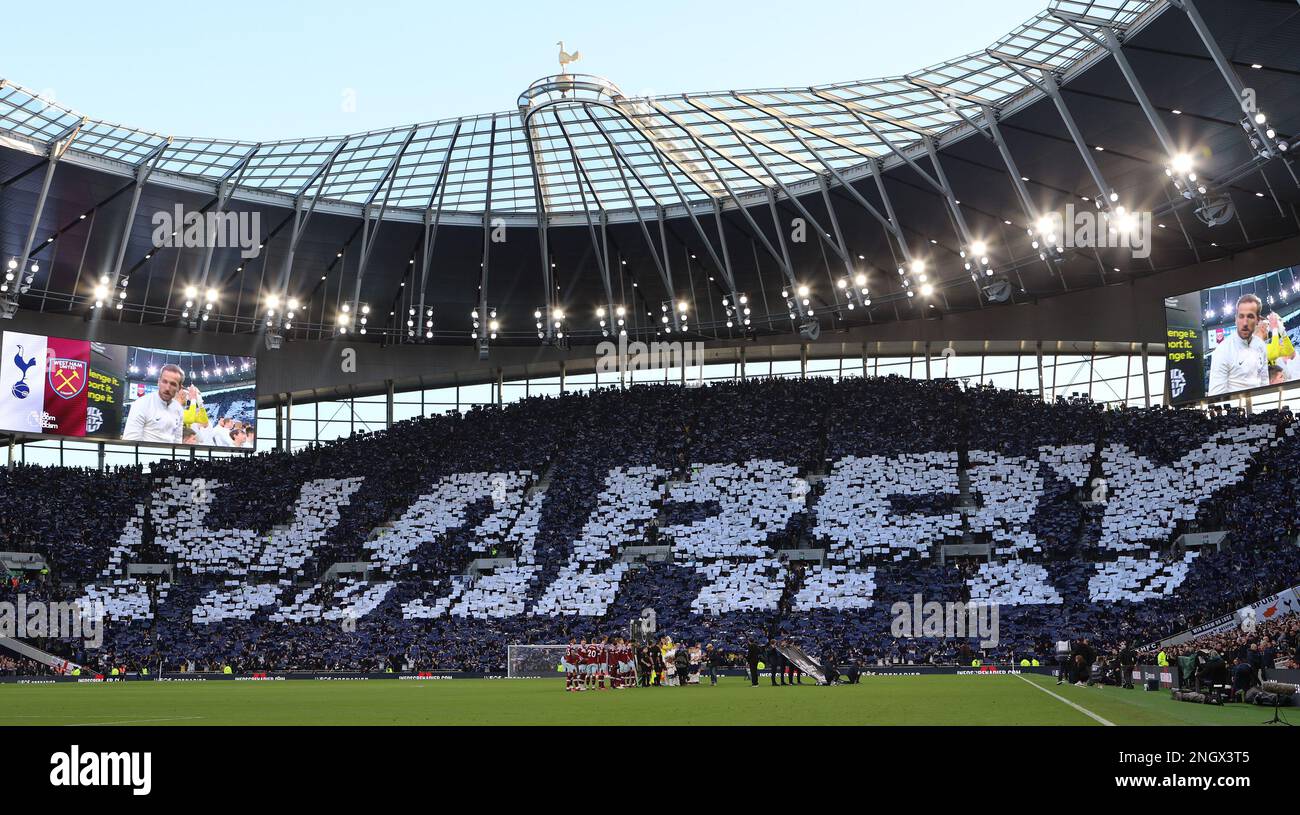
[11, 345, 36, 399]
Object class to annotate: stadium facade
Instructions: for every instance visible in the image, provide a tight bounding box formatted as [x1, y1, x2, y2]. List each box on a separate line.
[0, 0, 1296, 465]
[0, 2, 1298, 750]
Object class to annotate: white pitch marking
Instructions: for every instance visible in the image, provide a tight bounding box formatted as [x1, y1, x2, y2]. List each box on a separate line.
[1016, 673, 1115, 726]
[64, 716, 206, 726]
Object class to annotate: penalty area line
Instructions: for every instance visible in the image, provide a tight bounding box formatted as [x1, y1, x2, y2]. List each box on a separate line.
[1015, 673, 1115, 726]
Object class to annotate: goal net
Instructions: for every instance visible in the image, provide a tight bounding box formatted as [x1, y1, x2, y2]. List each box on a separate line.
[507, 644, 570, 678]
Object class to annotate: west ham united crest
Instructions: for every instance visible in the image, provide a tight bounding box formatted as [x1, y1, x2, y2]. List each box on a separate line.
[47, 358, 87, 399]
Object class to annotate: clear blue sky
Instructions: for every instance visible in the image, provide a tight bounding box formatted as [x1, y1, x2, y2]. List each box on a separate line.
[4, 0, 1046, 141]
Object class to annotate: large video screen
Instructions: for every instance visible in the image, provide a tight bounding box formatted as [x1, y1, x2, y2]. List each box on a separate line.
[1165, 265, 1300, 405]
[0, 332, 256, 449]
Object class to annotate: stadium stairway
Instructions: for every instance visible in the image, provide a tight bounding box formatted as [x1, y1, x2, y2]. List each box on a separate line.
[526, 459, 557, 499]
[775, 560, 809, 617]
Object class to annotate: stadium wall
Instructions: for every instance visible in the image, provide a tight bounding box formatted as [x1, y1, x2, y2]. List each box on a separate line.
[0, 666, 1068, 683]
[2, 235, 1295, 406]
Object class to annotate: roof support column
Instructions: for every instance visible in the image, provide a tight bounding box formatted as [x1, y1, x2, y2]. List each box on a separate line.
[869, 160, 913, 273]
[592, 109, 738, 311]
[766, 189, 797, 293]
[993, 56, 1116, 206]
[759, 106, 908, 264]
[414, 123, 461, 339]
[350, 126, 418, 312]
[195, 144, 261, 302]
[108, 139, 171, 290]
[551, 113, 616, 322]
[522, 118, 554, 339]
[585, 118, 685, 327]
[815, 175, 855, 283]
[476, 118, 498, 358]
[17, 118, 84, 273]
[274, 139, 349, 298]
[682, 100, 850, 277]
[649, 108, 792, 293]
[1167, 0, 1276, 153]
[980, 107, 1045, 230]
[710, 198, 734, 312]
[920, 137, 975, 248]
[1053, 12, 1216, 208]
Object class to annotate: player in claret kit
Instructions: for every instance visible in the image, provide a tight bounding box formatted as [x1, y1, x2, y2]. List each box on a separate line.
[579, 638, 595, 691]
[607, 637, 624, 689]
[616, 638, 636, 688]
[563, 638, 580, 692]
[582, 642, 595, 691]
[589, 638, 606, 690]
[594, 636, 609, 690]
[563, 635, 638, 692]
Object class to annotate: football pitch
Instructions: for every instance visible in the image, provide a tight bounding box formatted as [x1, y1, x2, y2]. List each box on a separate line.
[0, 674, 1280, 726]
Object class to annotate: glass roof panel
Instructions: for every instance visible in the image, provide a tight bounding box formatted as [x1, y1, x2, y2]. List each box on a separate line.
[0, 0, 1162, 216]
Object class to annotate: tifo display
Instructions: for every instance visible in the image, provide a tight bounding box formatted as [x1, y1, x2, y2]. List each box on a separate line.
[0, 376, 1296, 682]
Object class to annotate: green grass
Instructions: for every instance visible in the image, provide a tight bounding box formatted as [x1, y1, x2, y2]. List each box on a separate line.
[0, 674, 1277, 725]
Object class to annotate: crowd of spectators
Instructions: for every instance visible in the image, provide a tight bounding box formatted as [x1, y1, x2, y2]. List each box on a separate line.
[0, 375, 1298, 676]
[1166, 614, 1300, 669]
[0, 653, 51, 676]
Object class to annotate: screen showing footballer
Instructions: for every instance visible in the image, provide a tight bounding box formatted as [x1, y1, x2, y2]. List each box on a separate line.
[0, 331, 256, 448]
[1164, 264, 1300, 405]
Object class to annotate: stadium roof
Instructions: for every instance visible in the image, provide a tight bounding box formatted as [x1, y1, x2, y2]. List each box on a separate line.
[0, 1, 1157, 218]
[0, 0, 1298, 347]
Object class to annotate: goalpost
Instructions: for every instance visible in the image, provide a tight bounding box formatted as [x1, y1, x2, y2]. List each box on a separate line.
[507, 644, 570, 678]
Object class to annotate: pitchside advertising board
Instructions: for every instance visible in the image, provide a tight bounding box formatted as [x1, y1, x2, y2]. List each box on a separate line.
[1165, 264, 1300, 405]
[0, 331, 255, 448]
